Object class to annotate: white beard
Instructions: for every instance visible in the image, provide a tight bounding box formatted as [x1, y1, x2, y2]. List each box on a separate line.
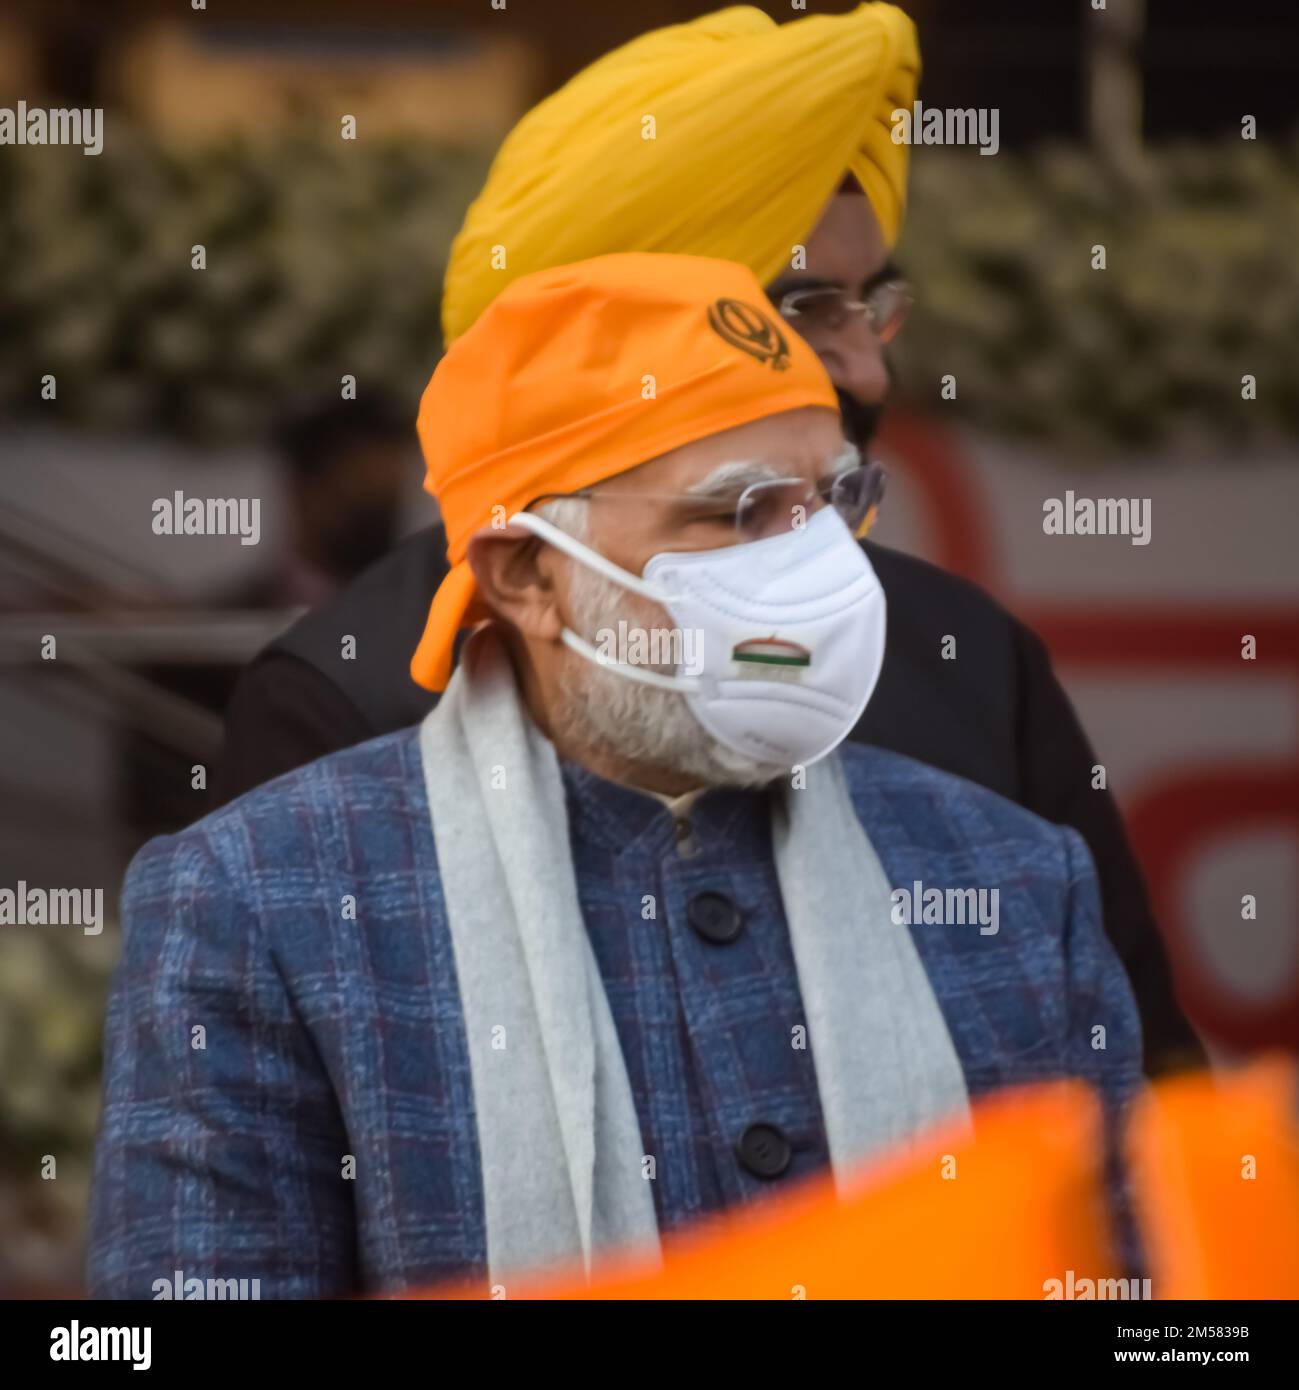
[552, 545, 788, 790]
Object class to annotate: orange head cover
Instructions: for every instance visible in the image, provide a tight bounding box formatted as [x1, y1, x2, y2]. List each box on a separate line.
[411, 252, 840, 691]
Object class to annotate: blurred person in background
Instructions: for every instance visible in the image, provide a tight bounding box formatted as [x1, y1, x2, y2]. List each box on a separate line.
[123, 393, 411, 841]
[209, 3, 1203, 1076]
[267, 394, 413, 610]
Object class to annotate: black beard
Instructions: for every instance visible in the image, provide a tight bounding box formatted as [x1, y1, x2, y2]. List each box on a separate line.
[836, 389, 883, 451]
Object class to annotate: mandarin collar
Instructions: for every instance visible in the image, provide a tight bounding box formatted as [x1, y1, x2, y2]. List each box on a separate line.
[558, 757, 775, 859]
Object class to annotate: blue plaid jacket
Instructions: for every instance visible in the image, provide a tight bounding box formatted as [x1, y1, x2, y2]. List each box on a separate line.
[87, 731, 1142, 1298]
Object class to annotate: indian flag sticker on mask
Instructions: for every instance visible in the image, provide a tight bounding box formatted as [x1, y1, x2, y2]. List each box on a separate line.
[731, 636, 812, 682]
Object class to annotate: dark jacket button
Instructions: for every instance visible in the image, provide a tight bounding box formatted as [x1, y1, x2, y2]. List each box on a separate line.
[736, 1123, 792, 1179]
[686, 891, 744, 945]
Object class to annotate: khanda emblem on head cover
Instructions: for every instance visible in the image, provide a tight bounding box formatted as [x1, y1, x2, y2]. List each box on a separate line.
[707, 298, 791, 371]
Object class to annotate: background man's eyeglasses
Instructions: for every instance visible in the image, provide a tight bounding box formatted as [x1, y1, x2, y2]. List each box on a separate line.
[775, 280, 913, 345]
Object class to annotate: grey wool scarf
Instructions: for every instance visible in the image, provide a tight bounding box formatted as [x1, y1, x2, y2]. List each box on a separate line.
[419, 628, 971, 1286]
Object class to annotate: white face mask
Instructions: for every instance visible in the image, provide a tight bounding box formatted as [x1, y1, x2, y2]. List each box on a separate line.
[509, 504, 887, 767]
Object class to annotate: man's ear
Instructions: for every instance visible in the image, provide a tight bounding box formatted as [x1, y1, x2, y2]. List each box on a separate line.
[466, 524, 565, 642]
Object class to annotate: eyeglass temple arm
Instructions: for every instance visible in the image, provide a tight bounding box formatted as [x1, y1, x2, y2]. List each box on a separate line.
[506, 509, 674, 602]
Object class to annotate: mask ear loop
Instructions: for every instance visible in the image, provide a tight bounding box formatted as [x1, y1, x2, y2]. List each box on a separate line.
[508, 509, 702, 693]
[508, 510, 680, 603]
[559, 629, 702, 693]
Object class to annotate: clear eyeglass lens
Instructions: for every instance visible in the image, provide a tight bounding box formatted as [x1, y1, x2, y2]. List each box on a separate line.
[782, 282, 911, 343]
[783, 289, 851, 334]
[734, 480, 816, 539]
[829, 464, 887, 532]
[870, 283, 912, 344]
[733, 466, 885, 538]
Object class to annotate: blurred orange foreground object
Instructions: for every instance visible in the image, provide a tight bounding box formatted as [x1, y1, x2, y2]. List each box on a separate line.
[1127, 1054, 1299, 1299]
[411, 1081, 1115, 1300]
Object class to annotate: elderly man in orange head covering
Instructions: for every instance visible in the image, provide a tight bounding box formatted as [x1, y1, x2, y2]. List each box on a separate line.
[92, 253, 1143, 1298]
[209, 4, 1200, 1087]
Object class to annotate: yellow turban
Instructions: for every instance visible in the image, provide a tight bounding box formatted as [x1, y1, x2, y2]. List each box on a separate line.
[442, 3, 920, 344]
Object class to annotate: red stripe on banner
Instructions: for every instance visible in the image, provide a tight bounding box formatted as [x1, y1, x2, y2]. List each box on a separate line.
[877, 410, 1299, 1053]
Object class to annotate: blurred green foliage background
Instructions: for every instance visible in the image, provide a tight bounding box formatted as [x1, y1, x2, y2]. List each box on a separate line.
[1, 131, 1295, 451]
[0, 927, 116, 1291]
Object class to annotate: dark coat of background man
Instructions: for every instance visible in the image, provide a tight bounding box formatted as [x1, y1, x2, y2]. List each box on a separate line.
[211, 3, 1203, 1076]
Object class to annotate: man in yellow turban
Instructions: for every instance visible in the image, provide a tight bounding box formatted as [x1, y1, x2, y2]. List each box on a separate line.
[442, 3, 918, 346]
[442, 2, 917, 452]
[211, 4, 1204, 1080]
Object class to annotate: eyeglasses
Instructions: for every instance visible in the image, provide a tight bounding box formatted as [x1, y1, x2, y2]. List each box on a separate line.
[774, 279, 913, 346]
[529, 461, 887, 542]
